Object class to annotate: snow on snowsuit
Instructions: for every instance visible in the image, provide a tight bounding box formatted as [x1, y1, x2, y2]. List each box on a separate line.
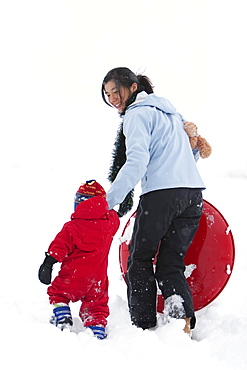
[47, 196, 119, 327]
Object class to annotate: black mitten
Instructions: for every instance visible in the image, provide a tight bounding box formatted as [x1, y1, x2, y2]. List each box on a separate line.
[117, 190, 134, 217]
[38, 253, 58, 285]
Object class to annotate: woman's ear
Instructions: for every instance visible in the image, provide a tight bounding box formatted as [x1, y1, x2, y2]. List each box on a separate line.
[130, 82, 138, 93]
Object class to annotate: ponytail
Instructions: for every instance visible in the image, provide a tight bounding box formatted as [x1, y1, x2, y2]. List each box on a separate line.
[137, 75, 154, 94]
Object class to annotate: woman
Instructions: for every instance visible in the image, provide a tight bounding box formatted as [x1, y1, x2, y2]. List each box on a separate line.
[101, 67, 205, 334]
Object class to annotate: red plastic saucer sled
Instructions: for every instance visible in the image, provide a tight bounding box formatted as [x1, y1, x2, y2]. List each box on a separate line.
[119, 199, 235, 312]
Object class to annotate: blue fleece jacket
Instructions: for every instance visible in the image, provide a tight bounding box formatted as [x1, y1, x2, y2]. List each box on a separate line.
[106, 92, 205, 210]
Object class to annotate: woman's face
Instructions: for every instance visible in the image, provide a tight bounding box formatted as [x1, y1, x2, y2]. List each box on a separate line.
[104, 80, 137, 113]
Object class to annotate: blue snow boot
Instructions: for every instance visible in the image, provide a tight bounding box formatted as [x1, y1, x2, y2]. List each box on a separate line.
[51, 304, 73, 331]
[88, 326, 107, 340]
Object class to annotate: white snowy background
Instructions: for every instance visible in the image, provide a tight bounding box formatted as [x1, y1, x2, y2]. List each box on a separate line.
[1, 0, 247, 369]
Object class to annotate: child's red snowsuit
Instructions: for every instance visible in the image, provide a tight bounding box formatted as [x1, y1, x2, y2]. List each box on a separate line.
[47, 196, 119, 327]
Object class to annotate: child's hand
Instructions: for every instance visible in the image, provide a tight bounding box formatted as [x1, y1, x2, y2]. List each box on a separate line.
[38, 253, 58, 285]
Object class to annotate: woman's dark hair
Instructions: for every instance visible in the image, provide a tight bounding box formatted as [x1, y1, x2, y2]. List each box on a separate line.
[101, 67, 154, 108]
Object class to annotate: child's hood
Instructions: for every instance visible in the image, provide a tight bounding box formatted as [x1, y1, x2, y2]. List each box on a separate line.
[71, 196, 109, 220]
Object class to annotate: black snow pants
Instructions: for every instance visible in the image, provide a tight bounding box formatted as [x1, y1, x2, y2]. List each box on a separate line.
[126, 188, 203, 330]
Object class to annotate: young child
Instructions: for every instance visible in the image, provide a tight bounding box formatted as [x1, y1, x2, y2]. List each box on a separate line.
[38, 180, 120, 339]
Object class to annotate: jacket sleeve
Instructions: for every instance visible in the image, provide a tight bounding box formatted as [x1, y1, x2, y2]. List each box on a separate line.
[106, 108, 151, 210]
[47, 222, 74, 262]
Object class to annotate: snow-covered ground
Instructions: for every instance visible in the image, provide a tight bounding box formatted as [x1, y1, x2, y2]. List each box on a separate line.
[1, 1, 247, 369]
[2, 164, 246, 370]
